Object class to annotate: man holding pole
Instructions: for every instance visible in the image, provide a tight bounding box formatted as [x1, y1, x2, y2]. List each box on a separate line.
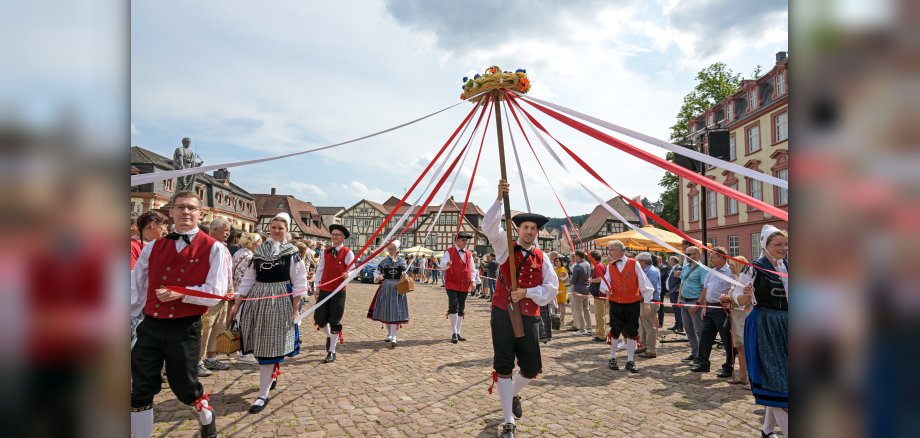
[483, 179, 558, 438]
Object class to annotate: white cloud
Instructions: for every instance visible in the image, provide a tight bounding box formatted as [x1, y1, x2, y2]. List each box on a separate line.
[340, 181, 394, 201]
[285, 181, 327, 199]
[131, 122, 140, 135]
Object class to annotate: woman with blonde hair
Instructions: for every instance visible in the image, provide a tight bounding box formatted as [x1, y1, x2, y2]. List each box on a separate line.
[228, 214, 307, 414]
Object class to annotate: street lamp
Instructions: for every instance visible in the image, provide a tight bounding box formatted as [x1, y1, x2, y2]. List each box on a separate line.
[651, 201, 664, 216]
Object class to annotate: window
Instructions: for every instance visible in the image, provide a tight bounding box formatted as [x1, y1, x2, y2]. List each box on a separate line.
[776, 168, 789, 205]
[774, 111, 788, 143]
[729, 135, 736, 161]
[746, 125, 761, 153]
[776, 72, 786, 95]
[689, 194, 699, 221]
[725, 102, 733, 121]
[707, 113, 714, 126]
[748, 89, 757, 110]
[726, 183, 739, 214]
[746, 177, 763, 209]
[728, 235, 739, 257]
[708, 237, 718, 248]
[751, 233, 761, 260]
[707, 190, 717, 219]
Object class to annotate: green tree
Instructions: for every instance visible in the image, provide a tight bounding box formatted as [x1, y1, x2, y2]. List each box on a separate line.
[657, 63, 742, 227]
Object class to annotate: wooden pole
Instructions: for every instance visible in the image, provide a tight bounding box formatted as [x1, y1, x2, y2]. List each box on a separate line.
[493, 91, 525, 338]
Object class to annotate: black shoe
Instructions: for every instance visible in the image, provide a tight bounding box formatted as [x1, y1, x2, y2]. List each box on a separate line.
[566, 327, 579, 332]
[681, 354, 696, 362]
[667, 326, 677, 331]
[625, 361, 639, 373]
[761, 432, 778, 438]
[457, 334, 467, 342]
[592, 336, 605, 343]
[691, 359, 701, 366]
[500, 422, 516, 438]
[608, 358, 619, 370]
[270, 378, 277, 390]
[324, 352, 336, 363]
[690, 364, 710, 372]
[674, 328, 685, 334]
[511, 395, 522, 418]
[451, 333, 458, 344]
[200, 418, 217, 438]
[716, 369, 733, 378]
[248, 397, 269, 414]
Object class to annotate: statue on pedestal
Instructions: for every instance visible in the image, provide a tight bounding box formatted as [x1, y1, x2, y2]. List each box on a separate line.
[173, 137, 203, 192]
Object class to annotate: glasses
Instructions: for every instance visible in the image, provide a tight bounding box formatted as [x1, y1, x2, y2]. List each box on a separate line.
[172, 204, 200, 212]
[331, 233, 345, 237]
[458, 238, 469, 241]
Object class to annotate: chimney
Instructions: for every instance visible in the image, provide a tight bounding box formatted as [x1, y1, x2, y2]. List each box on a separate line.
[271, 187, 277, 195]
[776, 51, 787, 63]
[213, 168, 229, 182]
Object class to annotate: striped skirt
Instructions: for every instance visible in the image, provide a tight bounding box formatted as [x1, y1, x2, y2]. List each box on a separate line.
[366, 279, 409, 324]
[744, 306, 788, 408]
[239, 280, 301, 364]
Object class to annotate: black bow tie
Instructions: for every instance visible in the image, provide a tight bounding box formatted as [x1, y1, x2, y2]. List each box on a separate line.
[330, 248, 339, 257]
[165, 232, 191, 244]
[458, 249, 465, 254]
[514, 245, 533, 258]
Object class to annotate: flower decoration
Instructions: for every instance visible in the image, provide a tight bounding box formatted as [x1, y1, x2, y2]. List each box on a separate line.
[460, 66, 531, 103]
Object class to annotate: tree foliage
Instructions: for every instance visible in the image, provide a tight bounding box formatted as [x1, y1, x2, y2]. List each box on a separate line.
[657, 63, 742, 228]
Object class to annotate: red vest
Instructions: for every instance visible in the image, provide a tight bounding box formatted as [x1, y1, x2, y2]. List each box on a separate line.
[444, 246, 473, 292]
[320, 246, 351, 292]
[144, 232, 217, 319]
[492, 246, 545, 317]
[606, 258, 641, 304]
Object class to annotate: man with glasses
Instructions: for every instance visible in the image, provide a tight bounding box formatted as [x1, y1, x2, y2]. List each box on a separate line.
[313, 224, 354, 363]
[130, 191, 230, 438]
[600, 240, 654, 373]
[440, 231, 477, 343]
[677, 246, 707, 365]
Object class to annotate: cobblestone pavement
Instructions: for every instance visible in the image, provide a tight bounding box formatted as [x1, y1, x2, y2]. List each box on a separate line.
[150, 282, 765, 437]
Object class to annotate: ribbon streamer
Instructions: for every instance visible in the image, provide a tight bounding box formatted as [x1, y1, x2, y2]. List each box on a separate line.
[503, 104, 531, 213]
[511, 92, 788, 189]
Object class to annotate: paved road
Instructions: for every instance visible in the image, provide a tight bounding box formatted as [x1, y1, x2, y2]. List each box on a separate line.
[150, 281, 764, 437]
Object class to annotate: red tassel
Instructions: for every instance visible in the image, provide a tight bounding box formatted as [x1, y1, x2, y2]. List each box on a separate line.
[272, 363, 282, 379]
[314, 323, 322, 331]
[193, 393, 212, 412]
[338, 331, 345, 345]
[606, 332, 612, 345]
[487, 371, 498, 395]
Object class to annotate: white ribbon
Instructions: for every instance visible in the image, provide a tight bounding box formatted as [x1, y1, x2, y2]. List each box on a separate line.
[130, 99, 475, 187]
[512, 92, 788, 189]
[504, 103, 531, 213]
[517, 105, 744, 287]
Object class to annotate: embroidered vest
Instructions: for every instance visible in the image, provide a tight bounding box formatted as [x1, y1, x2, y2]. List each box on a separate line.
[144, 233, 217, 319]
[444, 246, 473, 292]
[493, 246, 545, 317]
[606, 258, 641, 304]
[320, 246, 351, 293]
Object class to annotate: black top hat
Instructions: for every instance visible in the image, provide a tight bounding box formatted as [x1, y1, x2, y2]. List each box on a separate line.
[456, 231, 473, 240]
[512, 213, 549, 229]
[328, 224, 350, 239]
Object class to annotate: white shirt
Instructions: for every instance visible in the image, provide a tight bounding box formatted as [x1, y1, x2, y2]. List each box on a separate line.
[439, 244, 476, 282]
[599, 255, 655, 303]
[130, 227, 231, 318]
[313, 243, 356, 291]
[702, 262, 734, 303]
[482, 200, 558, 306]
[237, 238, 309, 297]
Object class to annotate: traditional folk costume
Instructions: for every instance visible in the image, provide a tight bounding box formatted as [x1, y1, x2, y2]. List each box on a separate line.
[130, 228, 229, 438]
[313, 224, 355, 363]
[237, 213, 308, 413]
[482, 202, 557, 438]
[735, 225, 789, 436]
[366, 241, 410, 347]
[599, 254, 654, 373]
[440, 232, 477, 343]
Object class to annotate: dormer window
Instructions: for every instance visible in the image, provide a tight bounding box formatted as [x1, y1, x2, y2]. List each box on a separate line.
[776, 72, 786, 95]
[748, 89, 757, 110]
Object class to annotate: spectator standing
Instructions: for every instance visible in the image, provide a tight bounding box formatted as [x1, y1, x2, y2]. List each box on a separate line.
[677, 247, 706, 364]
[665, 256, 683, 333]
[636, 252, 661, 358]
[567, 251, 591, 335]
[198, 218, 233, 376]
[587, 250, 608, 342]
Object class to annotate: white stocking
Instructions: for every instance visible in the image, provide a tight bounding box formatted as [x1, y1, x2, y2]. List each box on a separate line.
[609, 339, 618, 359]
[627, 338, 637, 362]
[130, 408, 153, 438]
[196, 400, 213, 425]
[448, 314, 458, 334]
[456, 315, 463, 335]
[771, 407, 788, 436]
[323, 324, 332, 338]
[388, 324, 398, 340]
[329, 333, 339, 353]
[511, 371, 531, 396]
[258, 364, 273, 400]
[497, 377, 515, 424]
[762, 406, 777, 433]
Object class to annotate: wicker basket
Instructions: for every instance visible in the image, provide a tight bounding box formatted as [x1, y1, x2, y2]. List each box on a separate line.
[215, 321, 241, 354]
[396, 277, 415, 294]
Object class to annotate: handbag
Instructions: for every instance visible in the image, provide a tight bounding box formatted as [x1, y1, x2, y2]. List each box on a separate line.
[396, 276, 415, 294]
[215, 320, 241, 355]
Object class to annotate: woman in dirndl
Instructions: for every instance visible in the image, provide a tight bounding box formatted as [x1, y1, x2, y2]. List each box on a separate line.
[229, 213, 307, 414]
[366, 240, 409, 347]
[734, 224, 788, 438]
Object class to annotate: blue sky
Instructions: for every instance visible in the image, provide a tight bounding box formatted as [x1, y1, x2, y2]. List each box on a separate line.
[131, 0, 787, 215]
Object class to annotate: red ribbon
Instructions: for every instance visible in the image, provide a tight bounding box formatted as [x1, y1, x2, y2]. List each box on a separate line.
[511, 94, 788, 221]
[455, 100, 493, 236]
[487, 370, 498, 395]
[193, 393, 212, 412]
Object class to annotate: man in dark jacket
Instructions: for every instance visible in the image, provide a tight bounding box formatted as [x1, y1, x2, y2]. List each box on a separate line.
[658, 255, 671, 326]
[665, 255, 683, 333]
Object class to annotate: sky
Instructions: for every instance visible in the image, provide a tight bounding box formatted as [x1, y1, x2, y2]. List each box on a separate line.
[131, 0, 788, 216]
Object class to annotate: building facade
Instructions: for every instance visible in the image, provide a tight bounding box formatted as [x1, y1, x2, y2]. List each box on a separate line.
[572, 197, 642, 254]
[254, 189, 332, 242]
[679, 52, 789, 259]
[131, 146, 258, 231]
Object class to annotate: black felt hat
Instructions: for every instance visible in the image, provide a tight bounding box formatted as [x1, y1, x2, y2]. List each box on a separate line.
[512, 213, 549, 230]
[328, 224, 350, 239]
[456, 231, 473, 239]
